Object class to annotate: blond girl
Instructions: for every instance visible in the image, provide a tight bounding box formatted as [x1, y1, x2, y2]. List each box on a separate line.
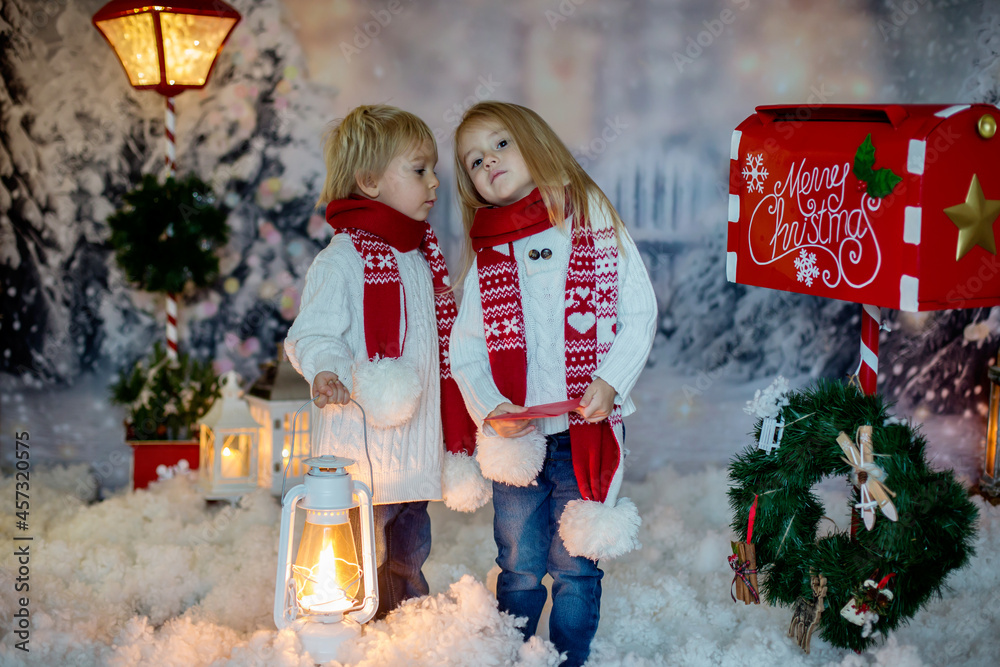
[450, 101, 657, 666]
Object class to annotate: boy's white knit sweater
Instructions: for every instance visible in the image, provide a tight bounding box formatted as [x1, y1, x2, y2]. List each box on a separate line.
[451, 205, 658, 434]
[285, 233, 443, 505]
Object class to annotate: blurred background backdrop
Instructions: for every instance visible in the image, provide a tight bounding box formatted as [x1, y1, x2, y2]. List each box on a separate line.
[2, 0, 998, 477]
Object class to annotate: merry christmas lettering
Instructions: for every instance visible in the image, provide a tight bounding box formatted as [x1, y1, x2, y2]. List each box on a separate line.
[748, 159, 882, 289]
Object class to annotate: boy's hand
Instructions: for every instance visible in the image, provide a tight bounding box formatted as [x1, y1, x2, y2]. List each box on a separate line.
[313, 371, 350, 408]
[485, 403, 535, 438]
[577, 377, 616, 423]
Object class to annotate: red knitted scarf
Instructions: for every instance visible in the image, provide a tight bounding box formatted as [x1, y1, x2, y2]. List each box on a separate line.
[469, 189, 623, 503]
[326, 196, 476, 456]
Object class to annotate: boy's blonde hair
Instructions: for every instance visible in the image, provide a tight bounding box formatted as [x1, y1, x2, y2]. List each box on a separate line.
[453, 101, 624, 246]
[319, 104, 437, 204]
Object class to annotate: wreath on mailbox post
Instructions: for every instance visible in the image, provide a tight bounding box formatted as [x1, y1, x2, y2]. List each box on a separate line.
[727, 379, 978, 652]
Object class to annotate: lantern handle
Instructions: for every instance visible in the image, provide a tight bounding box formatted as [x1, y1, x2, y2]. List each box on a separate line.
[281, 397, 375, 504]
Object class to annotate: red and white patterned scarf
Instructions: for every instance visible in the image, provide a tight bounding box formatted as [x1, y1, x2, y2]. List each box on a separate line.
[326, 196, 477, 456]
[470, 188, 623, 503]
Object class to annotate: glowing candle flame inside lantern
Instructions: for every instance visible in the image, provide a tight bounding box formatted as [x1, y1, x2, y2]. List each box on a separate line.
[983, 366, 1000, 496]
[298, 544, 351, 613]
[292, 514, 362, 616]
[220, 444, 241, 478]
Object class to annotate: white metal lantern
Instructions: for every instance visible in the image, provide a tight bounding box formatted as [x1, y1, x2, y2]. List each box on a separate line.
[983, 366, 1000, 496]
[274, 455, 378, 662]
[198, 370, 260, 500]
[247, 348, 313, 495]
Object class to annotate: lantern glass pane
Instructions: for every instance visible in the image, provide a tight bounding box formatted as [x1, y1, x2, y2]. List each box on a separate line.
[160, 13, 237, 86]
[200, 426, 215, 474]
[293, 521, 362, 614]
[96, 14, 161, 87]
[220, 433, 251, 479]
[988, 383, 1000, 476]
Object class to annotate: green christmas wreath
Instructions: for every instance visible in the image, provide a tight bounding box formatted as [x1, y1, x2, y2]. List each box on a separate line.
[728, 380, 978, 652]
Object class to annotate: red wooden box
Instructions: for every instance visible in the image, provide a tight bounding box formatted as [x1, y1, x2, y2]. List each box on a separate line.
[129, 440, 199, 490]
[727, 104, 1000, 311]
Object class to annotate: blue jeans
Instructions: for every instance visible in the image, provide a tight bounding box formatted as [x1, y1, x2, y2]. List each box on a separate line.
[354, 501, 431, 619]
[493, 431, 603, 667]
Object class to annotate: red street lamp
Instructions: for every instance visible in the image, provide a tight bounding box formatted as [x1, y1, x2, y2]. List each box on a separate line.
[93, 0, 240, 360]
[93, 0, 241, 173]
[92, 0, 241, 98]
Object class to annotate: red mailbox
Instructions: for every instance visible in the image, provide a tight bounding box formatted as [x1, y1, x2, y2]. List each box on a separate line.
[727, 104, 1000, 312]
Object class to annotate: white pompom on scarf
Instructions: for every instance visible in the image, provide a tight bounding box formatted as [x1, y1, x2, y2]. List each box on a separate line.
[441, 451, 491, 512]
[351, 356, 421, 429]
[475, 430, 547, 487]
[559, 496, 641, 561]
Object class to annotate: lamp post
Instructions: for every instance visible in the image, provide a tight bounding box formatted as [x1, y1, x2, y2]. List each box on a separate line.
[983, 366, 1000, 496]
[274, 456, 378, 663]
[92, 0, 241, 360]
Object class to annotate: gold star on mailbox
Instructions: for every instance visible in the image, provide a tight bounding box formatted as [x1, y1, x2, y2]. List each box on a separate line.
[944, 174, 1000, 260]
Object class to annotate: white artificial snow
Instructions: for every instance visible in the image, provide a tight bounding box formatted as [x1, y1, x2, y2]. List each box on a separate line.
[1, 390, 997, 667]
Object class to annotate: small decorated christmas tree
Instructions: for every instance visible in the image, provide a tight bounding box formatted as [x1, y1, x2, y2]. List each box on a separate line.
[107, 173, 230, 359]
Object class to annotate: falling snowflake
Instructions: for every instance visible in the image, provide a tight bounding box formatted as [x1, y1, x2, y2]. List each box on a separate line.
[794, 249, 820, 286]
[742, 153, 770, 193]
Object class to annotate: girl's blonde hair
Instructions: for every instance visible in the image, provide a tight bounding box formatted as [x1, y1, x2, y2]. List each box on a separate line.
[319, 104, 437, 204]
[453, 101, 624, 260]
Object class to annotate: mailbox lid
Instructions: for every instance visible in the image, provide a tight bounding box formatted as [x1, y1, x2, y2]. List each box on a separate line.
[750, 103, 962, 135]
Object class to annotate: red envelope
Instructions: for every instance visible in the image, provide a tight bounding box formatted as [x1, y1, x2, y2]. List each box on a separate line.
[484, 398, 582, 421]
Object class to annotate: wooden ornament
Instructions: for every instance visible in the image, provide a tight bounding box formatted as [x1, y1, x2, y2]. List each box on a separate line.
[729, 541, 760, 605]
[788, 572, 828, 654]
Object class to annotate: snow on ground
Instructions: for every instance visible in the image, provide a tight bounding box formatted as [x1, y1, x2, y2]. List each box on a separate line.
[0, 368, 998, 666]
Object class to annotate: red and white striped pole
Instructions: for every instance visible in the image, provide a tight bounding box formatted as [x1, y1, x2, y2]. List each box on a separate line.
[165, 96, 177, 176]
[852, 303, 882, 538]
[165, 96, 179, 361]
[859, 304, 880, 396]
[166, 292, 179, 361]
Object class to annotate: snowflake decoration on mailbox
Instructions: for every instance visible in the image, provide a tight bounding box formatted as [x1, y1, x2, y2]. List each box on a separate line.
[742, 152, 770, 193]
[727, 104, 1000, 313]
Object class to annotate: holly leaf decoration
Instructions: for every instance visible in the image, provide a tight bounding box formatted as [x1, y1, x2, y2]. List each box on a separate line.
[853, 134, 902, 199]
[870, 168, 902, 199]
[853, 135, 876, 181]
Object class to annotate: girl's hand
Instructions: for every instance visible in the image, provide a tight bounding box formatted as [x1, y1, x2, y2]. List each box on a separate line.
[577, 378, 616, 423]
[313, 371, 350, 408]
[485, 403, 535, 438]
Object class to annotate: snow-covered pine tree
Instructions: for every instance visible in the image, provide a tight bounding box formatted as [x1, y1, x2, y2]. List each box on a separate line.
[1, 0, 333, 385]
[0, 0, 158, 384]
